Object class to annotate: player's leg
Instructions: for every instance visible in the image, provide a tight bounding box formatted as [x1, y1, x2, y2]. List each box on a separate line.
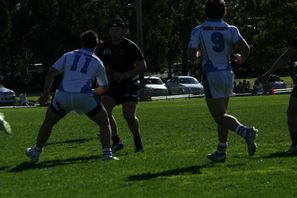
[204, 71, 257, 157]
[101, 95, 123, 153]
[287, 93, 297, 153]
[211, 98, 230, 162]
[36, 106, 64, 148]
[87, 105, 118, 160]
[0, 112, 12, 135]
[206, 98, 229, 162]
[218, 98, 230, 143]
[122, 101, 143, 152]
[26, 105, 64, 163]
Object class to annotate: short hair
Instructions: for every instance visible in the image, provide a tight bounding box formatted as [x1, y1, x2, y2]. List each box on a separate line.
[108, 18, 125, 29]
[80, 30, 98, 48]
[205, 0, 226, 20]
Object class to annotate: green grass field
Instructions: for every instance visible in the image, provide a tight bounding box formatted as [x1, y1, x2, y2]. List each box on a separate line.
[1, 94, 297, 198]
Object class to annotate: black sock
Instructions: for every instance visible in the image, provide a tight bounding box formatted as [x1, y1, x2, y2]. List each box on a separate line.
[112, 135, 121, 145]
[290, 133, 297, 147]
[133, 135, 141, 144]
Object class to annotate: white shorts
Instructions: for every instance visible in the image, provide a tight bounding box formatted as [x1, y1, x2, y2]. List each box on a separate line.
[203, 71, 234, 99]
[51, 91, 101, 116]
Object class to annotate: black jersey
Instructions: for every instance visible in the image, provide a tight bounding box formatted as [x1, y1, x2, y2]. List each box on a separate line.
[97, 38, 144, 87]
[98, 37, 144, 73]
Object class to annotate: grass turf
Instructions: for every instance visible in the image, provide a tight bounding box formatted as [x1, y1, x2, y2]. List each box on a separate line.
[0, 94, 296, 197]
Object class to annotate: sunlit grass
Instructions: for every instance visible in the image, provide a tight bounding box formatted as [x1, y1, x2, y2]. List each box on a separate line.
[0, 94, 296, 197]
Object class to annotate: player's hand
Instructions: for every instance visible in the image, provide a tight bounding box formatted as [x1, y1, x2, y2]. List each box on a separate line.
[38, 94, 51, 106]
[233, 53, 245, 65]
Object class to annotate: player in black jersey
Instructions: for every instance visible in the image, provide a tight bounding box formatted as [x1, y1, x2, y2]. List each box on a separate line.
[97, 18, 147, 153]
[261, 37, 297, 153]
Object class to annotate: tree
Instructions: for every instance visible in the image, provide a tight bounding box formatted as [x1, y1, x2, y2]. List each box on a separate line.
[252, 0, 297, 72]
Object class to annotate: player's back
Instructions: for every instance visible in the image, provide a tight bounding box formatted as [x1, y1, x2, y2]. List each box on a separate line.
[189, 20, 243, 73]
[53, 49, 104, 94]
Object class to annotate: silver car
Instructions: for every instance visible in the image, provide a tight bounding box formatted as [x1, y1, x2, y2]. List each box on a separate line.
[143, 76, 169, 96]
[166, 76, 204, 95]
[0, 85, 16, 106]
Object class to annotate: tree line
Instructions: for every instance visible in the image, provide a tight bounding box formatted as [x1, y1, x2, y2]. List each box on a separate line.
[0, 0, 297, 93]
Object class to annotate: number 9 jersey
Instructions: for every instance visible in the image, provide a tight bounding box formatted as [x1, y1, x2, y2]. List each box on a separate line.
[188, 19, 245, 74]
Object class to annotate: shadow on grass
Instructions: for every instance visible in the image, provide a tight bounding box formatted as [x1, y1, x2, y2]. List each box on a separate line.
[128, 162, 246, 181]
[6, 155, 100, 172]
[261, 151, 297, 159]
[46, 137, 96, 146]
[128, 163, 211, 181]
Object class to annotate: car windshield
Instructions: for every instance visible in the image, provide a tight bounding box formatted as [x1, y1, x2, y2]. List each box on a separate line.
[145, 78, 163, 85]
[179, 77, 198, 84]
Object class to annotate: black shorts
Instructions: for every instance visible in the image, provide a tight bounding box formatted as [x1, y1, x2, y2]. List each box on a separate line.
[105, 85, 139, 105]
[291, 85, 297, 98]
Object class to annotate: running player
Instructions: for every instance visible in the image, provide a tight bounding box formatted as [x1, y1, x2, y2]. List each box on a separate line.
[187, 0, 258, 162]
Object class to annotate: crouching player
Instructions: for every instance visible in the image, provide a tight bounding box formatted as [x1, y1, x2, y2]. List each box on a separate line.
[25, 30, 118, 163]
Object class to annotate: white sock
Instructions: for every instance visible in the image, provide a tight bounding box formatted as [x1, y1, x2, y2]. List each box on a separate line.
[103, 148, 112, 157]
[235, 125, 248, 138]
[217, 142, 227, 154]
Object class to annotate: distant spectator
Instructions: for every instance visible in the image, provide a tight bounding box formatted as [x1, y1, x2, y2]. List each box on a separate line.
[252, 79, 263, 95]
[19, 93, 29, 106]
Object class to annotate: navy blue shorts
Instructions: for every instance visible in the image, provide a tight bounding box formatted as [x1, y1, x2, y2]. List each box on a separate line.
[105, 86, 139, 105]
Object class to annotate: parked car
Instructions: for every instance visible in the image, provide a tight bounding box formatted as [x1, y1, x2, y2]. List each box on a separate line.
[268, 74, 286, 89]
[166, 76, 204, 95]
[0, 85, 16, 106]
[142, 76, 168, 96]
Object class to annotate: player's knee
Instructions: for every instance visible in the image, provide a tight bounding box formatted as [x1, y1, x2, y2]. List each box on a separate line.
[124, 113, 136, 123]
[213, 114, 225, 125]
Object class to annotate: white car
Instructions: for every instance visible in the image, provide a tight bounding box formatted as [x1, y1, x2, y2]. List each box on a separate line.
[143, 76, 168, 96]
[166, 76, 204, 95]
[0, 85, 16, 106]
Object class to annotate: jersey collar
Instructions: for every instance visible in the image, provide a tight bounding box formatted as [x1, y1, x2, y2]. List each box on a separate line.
[206, 19, 223, 22]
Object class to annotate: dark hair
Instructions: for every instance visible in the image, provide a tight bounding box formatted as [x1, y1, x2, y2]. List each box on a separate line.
[205, 0, 226, 20]
[108, 18, 125, 29]
[80, 30, 98, 48]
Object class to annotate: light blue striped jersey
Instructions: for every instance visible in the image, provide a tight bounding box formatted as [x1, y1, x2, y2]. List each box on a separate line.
[188, 19, 244, 74]
[52, 48, 108, 94]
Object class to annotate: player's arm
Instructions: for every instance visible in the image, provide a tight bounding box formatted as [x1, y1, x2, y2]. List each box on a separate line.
[92, 86, 108, 95]
[261, 47, 297, 81]
[39, 67, 59, 105]
[93, 64, 109, 95]
[187, 48, 200, 63]
[125, 59, 146, 78]
[43, 67, 59, 96]
[233, 39, 250, 65]
[113, 59, 146, 82]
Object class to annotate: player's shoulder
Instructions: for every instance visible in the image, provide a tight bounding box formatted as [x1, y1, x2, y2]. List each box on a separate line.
[122, 37, 137, 46]
[121, 37, 141, 51]
[222, 21, 239, 31]
[191, 25, 203, 35]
